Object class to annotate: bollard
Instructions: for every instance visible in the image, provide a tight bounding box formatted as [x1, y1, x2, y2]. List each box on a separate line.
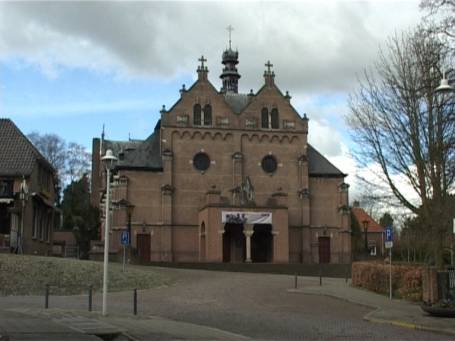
[133, 289, 137, 315]
[345, 266, 349, 284]
[319, 265, 322, 286]
[45, 284, 49, 309]
[88, 285, 93, 312]
[294, 273, 298, 289]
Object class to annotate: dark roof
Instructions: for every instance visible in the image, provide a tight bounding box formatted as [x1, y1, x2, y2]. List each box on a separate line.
[223, 93, 251, 114]
[0, 118, 55, 176]
[307, 144, 346, 177]
[104, 122, 162, 171]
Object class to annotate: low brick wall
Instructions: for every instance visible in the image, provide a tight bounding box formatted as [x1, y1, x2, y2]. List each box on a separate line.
[352, 261, 423, 301]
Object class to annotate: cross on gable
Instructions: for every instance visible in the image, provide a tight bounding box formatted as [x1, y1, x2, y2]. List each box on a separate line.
[265, 60, 273, 73]
[198, 55, 207, 69]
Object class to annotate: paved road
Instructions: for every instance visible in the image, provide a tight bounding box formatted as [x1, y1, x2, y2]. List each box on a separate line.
[0, 267, 451, 340]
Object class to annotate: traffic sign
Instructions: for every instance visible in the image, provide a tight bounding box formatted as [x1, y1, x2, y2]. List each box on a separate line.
[385, 226, 393, 242]
[385, 226, 393, 249]
[121, 230, 130, 246]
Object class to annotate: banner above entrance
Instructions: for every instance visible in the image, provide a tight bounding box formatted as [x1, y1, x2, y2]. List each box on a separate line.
[222, 211, 272, 225]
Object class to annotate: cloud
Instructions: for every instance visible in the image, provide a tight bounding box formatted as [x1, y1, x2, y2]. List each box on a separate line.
[0, 1, 422, 93]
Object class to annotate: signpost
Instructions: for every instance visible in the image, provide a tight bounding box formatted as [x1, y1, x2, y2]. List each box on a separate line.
[120, 230, 130, 272]
[385, 226, 393, 300]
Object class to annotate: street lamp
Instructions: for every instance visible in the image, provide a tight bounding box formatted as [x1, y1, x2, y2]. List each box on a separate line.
[435, 71, 454, 93]
[18, 176, 28, 254]
[362, 220, 369, 255]
[435, 71, 454, 265]
[101, 149, 117, 316]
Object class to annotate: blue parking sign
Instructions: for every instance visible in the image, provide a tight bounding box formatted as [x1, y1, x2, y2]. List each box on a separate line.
[385, 226, 393, 242]
[121, 230, 130, 246]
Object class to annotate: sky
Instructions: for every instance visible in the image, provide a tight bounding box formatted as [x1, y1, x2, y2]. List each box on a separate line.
[0, 0, 424, 205]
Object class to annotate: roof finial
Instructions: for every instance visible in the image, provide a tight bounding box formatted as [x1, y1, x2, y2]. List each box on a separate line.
[265, 60, 273, 73]
[198, 55, 207, 69]
[227, 25, 234, 49]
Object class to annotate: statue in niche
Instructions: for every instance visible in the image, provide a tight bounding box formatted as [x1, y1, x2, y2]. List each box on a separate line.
[232, 176, 255, 206]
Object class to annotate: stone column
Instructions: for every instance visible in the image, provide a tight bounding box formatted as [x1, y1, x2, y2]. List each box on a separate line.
[244, 224, 254, 263]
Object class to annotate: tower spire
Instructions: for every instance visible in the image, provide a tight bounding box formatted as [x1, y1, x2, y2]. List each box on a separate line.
[220, 25, 240, 93]
[227, 25, 234, 49]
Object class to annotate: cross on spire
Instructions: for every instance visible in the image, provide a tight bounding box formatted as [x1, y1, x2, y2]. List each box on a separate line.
[265, 60, 273, 73]
[198, 55, 207, 69]
[227, 25, 234, 49]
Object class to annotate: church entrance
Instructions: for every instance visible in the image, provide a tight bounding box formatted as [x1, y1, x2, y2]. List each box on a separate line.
[318, 236, 331, 264]
[251, 224, 273, 262]
[222, 223, 245, 262]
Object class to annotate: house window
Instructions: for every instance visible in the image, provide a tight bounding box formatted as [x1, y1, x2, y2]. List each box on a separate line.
[193, 104, 202, 126]
[0, 180, 13, 198]
[203, 104, 212, 126]
[32, 205, 39, 239]
[261, 108, 269, 128]
[271, 108, 279, 129]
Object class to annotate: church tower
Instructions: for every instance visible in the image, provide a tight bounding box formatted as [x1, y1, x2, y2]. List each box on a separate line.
[220, 25, 241, 93]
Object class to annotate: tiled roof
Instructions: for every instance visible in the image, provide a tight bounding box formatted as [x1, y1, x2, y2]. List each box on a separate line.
[104, 121, 162, 171]
[351, 207, 384, 233]
[0, 118, 54, 176]
[307, 144, 346, 177]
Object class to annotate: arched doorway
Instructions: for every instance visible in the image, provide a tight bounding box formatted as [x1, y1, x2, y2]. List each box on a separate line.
[251, 224, 273, 262]
[223, 223, 245, 262]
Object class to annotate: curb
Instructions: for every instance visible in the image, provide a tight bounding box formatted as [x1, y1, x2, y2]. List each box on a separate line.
[365, 314, 455, 337]
[287, 287, 455, 337]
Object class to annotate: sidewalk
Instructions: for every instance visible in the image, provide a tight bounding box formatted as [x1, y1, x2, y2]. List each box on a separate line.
[288, 276, 455, 336]
[1, 307, 249, 341]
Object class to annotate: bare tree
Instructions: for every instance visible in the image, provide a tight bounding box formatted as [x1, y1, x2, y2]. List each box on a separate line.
[28, 132, 91, 187]
[67, 142, 91, 182]
[28, 132, 67, 184]
[420, 0, 455, 41]
[347, 28, 455, 266]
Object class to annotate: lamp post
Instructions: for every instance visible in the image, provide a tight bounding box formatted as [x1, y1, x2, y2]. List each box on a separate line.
[435, 71, 454, 266]
[18, 176, 28, 254]
[363, 220, 369, 255]
[101, 149, 117, 316]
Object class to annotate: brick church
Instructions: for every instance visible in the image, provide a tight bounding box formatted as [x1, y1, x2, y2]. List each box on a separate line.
[91, 43, 351, 264]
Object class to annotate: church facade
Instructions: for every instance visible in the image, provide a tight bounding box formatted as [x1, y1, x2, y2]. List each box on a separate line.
[91, 47, 351, 264]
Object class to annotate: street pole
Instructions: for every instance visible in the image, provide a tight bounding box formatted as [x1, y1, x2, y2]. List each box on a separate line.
[123, 245, 126, 272]
[389, 247, 392, 300]
[102, 167, 111, 316]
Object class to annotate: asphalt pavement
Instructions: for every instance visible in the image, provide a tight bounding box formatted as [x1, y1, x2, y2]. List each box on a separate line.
[0, 266, 453, 340]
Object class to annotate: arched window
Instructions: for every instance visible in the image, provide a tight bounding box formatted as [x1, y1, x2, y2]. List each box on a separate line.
[193, 104, 202, 126]
[271, 108, 279, 129]
[203, 104, 212, 126]
[261, 107, 269, 128]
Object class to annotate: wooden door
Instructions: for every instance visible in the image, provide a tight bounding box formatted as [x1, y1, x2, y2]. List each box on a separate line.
[137, 234, 151, 263]
[318, 237, 331, 264]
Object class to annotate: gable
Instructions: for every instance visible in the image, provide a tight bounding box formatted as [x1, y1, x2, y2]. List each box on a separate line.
[162, 78, 239, 128]
[240, 84, 307, 131]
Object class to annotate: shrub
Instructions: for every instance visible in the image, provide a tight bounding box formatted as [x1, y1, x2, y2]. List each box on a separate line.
[352, 261, 423, 301]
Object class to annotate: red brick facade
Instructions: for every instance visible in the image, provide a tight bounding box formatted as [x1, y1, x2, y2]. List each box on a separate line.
[91, 50, 351, 264]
